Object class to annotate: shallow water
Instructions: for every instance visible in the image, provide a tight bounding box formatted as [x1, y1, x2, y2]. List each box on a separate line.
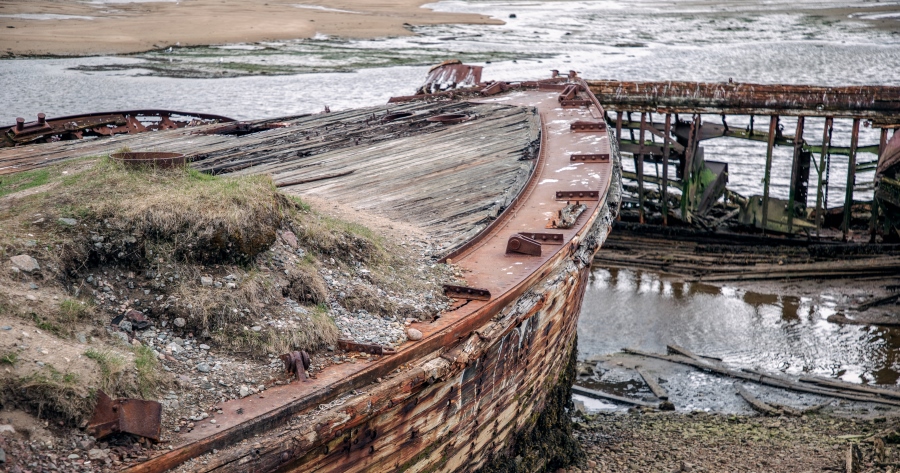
[577, 267, 900, 386]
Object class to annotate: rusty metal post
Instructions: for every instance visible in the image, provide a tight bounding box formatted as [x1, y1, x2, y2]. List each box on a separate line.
[662, 113, 672, 226]
[637, 112, 646, 224]
[872, 127, 890, 241]
[761, 115, 779, 233]
[787, 116, 805, 235]
[843, 118, 861, 240]
[814, 117, 833, 236]
[615, 111, 623, 142]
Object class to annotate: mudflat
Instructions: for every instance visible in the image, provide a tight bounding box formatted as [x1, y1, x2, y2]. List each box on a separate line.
[0, 0, 502, 56]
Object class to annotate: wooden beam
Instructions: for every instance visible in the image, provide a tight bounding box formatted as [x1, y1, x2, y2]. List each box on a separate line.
[814, 117, 833, 235]
[638, 112, 646, 224]
[635, 366, 668, 400]
[843, 118, 861, 240]
[762, 116, 778, 233]
[571, 385, 658, 408]
[787, 116, 805, 235]
[873, 127, 890, 241]
[662, 114, 672, 226]
[615, 111, 623, 142]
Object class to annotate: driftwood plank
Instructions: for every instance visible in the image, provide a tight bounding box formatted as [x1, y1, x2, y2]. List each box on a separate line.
[572, 385, 658, 408]
[734, 383, 780, 416]
[635, 366, 668, 400]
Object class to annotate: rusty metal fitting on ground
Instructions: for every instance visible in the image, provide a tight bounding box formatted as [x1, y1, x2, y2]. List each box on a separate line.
[443, 284, 491, 301]
[87, 390, 162, 442]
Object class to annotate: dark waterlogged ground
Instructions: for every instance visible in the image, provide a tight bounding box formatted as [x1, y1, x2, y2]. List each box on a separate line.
[3, 0, 900, 410]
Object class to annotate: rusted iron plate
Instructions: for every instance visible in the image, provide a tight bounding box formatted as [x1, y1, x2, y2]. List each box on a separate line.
[517, 232, 564, 244]
[589, 80, 900, 119]
[556, 190, 600, 201]
[481, 82, 508, 96]
[570, 121, 607, 132]
[88, 390, 162, 442]
[2, 109, 233, 147]
[538, 83, 567, 91]
[570, 153, 610, 163]
[337, 340, 398, 356]
[506, 234, 542, 256]
[417, 61, 483, 95]
[560, 99, 591, 107]
[443, 285, 491, 301]
[110, 152, 187, 168]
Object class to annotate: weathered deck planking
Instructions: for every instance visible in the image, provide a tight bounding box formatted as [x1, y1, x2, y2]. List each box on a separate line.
[0, 101, 538, 255]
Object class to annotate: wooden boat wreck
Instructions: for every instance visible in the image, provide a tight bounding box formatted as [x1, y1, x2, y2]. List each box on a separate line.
[0, 65, 621, 472]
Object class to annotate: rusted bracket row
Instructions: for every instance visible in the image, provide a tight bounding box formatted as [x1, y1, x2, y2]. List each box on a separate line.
[570, 121, 607, 132]
[560, 100, 591, 107]
[506, 234, 542, 256]
[481, 81, 509, 96]
[570, 154, 610, 163]
[518, 232, 564, 244]
[443, 285, 492, 301]
[87, 390, 162, 442]
[337, 339, 397, 356]
[556, 190, 600, 201]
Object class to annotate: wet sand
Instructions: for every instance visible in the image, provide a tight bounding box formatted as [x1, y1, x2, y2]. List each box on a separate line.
[0, 0, 502, 56]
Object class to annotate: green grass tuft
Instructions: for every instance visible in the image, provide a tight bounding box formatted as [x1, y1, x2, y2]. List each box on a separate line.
[1, 352, 17, 365]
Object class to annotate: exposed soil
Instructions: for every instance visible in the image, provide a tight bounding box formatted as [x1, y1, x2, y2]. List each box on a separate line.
[0, 159, 461, 472]
[574, 411, 900, 473]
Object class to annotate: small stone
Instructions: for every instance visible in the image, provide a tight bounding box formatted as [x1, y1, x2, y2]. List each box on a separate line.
[76, 332, 87, 343]
[251, 326, 262, 332]
[131, 339, 141, 346]
[118, 320, 133, 333]
[25, 294, 36, 301]
[87, 448, 106, 460]
[200, 276, 213, 287]
[226, 282, 237, 289]
[58, 217, 78, 226]
[407, 328, 423, 341]
[199, 344, 210, 350]
[1, 326, 11, 331]
[10, 255, 40, 273]
[68, 453, 81, 460]
[196, 363, 210, 373]
[173, 317, 186, 328]
[239, 385, 250, 398]
[281, 231, 298, 248]
[0, 425, 15, 434]
[113, 331, 129, 344]
[210, 419, 216, 424]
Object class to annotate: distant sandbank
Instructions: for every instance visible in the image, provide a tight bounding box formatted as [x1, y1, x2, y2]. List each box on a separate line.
[0, 0, 502, 56]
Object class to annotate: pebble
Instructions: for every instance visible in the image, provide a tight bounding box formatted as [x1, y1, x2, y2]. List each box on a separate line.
[57, 217, 78, 226]
[407, 328, 423, 341]
[239, 385, 250, 398]
[67, 453, 80, 460]
[200, 276, 213, 287]
[9, 255, 41, 273]
[251, 326, 262, 332]
[174, 317, 186, 328]
[199, 344, 210, 350]
[119, 320, 133, 333]
[196, 363, 211, 373]
[1, 326, 11, 331]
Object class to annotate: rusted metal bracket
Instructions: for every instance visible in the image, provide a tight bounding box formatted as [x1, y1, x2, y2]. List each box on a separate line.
[9, 114, 52, 137]
[560, 99, 591, 107]
[556, 190, 600, 201]
[337, 339, 397, 356]
[558, 84, 577, 102]
[481, 82, 508, 96]
[443, 285, 491, 301]
[570, 121, 607, 132]
[518, 232, 564, 244]
[506, 234, 542, 256]
[87, 390, 162, 442]
[570, 153, 609, 163]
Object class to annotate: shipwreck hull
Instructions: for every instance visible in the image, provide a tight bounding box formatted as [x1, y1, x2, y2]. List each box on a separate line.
[69, 70, 620, 473]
